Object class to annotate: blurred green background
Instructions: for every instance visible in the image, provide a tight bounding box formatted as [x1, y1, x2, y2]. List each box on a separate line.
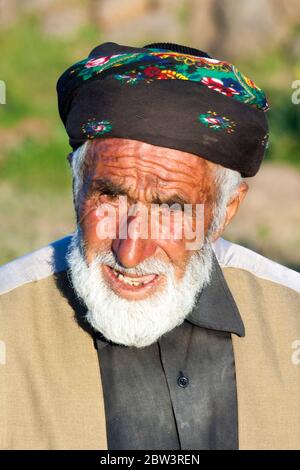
[0, 0, 300, 269]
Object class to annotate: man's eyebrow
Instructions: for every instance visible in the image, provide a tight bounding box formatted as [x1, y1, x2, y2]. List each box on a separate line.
[89, 178, 191, 207]
[89, 178, 128, 196]
[152, 193, 190, 208]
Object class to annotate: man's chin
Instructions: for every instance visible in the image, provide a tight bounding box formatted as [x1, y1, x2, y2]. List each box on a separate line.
[101, 264, 165, 301]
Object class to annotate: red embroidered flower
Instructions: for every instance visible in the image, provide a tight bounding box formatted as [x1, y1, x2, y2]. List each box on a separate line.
[201, 77, 239, 97]
[206, 117, 221, 125]
[82, 119, 112, 137]
[220, 86, 239, 97]
[94, 124, 106, 132]
[143, 66, 161, 78]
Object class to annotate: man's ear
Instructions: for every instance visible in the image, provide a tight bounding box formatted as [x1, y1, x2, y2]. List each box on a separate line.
[223, 181, 248, 228]
[210, 181, 249, 242]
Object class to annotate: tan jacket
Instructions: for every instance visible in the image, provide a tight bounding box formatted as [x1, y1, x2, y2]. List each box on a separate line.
[0, 236, 299, 450]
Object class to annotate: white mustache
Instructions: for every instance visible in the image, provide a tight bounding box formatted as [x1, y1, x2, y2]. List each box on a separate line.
[92, 250, 172, 276]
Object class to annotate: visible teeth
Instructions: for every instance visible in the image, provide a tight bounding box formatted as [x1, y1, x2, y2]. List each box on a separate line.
[113, 269, 144, 286]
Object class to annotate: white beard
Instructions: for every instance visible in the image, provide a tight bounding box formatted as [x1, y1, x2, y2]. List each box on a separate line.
[66, 230, 213, 348]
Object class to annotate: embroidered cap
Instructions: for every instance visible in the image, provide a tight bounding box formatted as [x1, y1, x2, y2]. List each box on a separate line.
[57, 42, 269, 177]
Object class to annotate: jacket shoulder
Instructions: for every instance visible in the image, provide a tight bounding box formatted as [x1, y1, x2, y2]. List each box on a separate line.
[0, 235, 72, 297]
[213, 237, 300, 295]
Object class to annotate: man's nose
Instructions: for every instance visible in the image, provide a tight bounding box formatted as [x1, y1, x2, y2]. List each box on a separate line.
[111, 214, 157, 268]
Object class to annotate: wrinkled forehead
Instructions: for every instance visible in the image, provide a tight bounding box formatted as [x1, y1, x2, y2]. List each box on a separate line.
[82, 138, 217, 195]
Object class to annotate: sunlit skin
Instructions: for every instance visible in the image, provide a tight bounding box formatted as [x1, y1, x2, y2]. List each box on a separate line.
[73, 138, 248, 300]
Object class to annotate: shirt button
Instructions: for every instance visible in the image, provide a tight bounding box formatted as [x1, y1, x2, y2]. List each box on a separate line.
[177, 372, 189, 388]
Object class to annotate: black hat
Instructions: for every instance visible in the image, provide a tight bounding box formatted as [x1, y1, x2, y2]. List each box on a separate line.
[57, 42, 269, 177]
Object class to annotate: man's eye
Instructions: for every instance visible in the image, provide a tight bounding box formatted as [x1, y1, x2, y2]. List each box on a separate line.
[100, 192, 119, 200]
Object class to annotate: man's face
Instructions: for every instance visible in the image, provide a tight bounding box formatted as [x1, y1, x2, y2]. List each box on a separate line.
[78, 138, 217, 300]
[67, 137, 228, 347]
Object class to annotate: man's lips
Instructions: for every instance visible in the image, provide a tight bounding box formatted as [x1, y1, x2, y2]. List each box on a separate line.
[110, 268, 157, 286]
[102, 265, 160, 295]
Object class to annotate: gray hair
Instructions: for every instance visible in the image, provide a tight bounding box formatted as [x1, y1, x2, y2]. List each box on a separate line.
[70, 141, 90, 208]
[206, 165, 243, 240]
[70, 141, 243, 238]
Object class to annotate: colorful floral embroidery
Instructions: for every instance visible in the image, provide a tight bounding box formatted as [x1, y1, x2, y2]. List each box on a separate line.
[85, 55, 121, 69]
[70, 51, 269, 111]
[172, 54, 232, 72]
[114, 70, 151, 85]
[201, 77, 241, 97]
[198, 111, 236, 134]
[159, 69, 188, 80]
[261, 133, 269, 149]
[115, 67, 189, 84]
[81, 119, 112, 138]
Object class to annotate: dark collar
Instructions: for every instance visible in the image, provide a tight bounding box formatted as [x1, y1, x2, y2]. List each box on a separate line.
[185, 251, 245, 337]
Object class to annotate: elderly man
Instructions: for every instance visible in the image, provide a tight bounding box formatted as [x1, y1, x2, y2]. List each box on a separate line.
[0, 42, 299, 451]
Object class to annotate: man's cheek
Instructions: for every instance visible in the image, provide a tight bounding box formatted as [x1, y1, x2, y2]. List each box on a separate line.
[95, 204, 118, 241]
[81, 209, 114, 263]
[78, 200, 106, 248]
